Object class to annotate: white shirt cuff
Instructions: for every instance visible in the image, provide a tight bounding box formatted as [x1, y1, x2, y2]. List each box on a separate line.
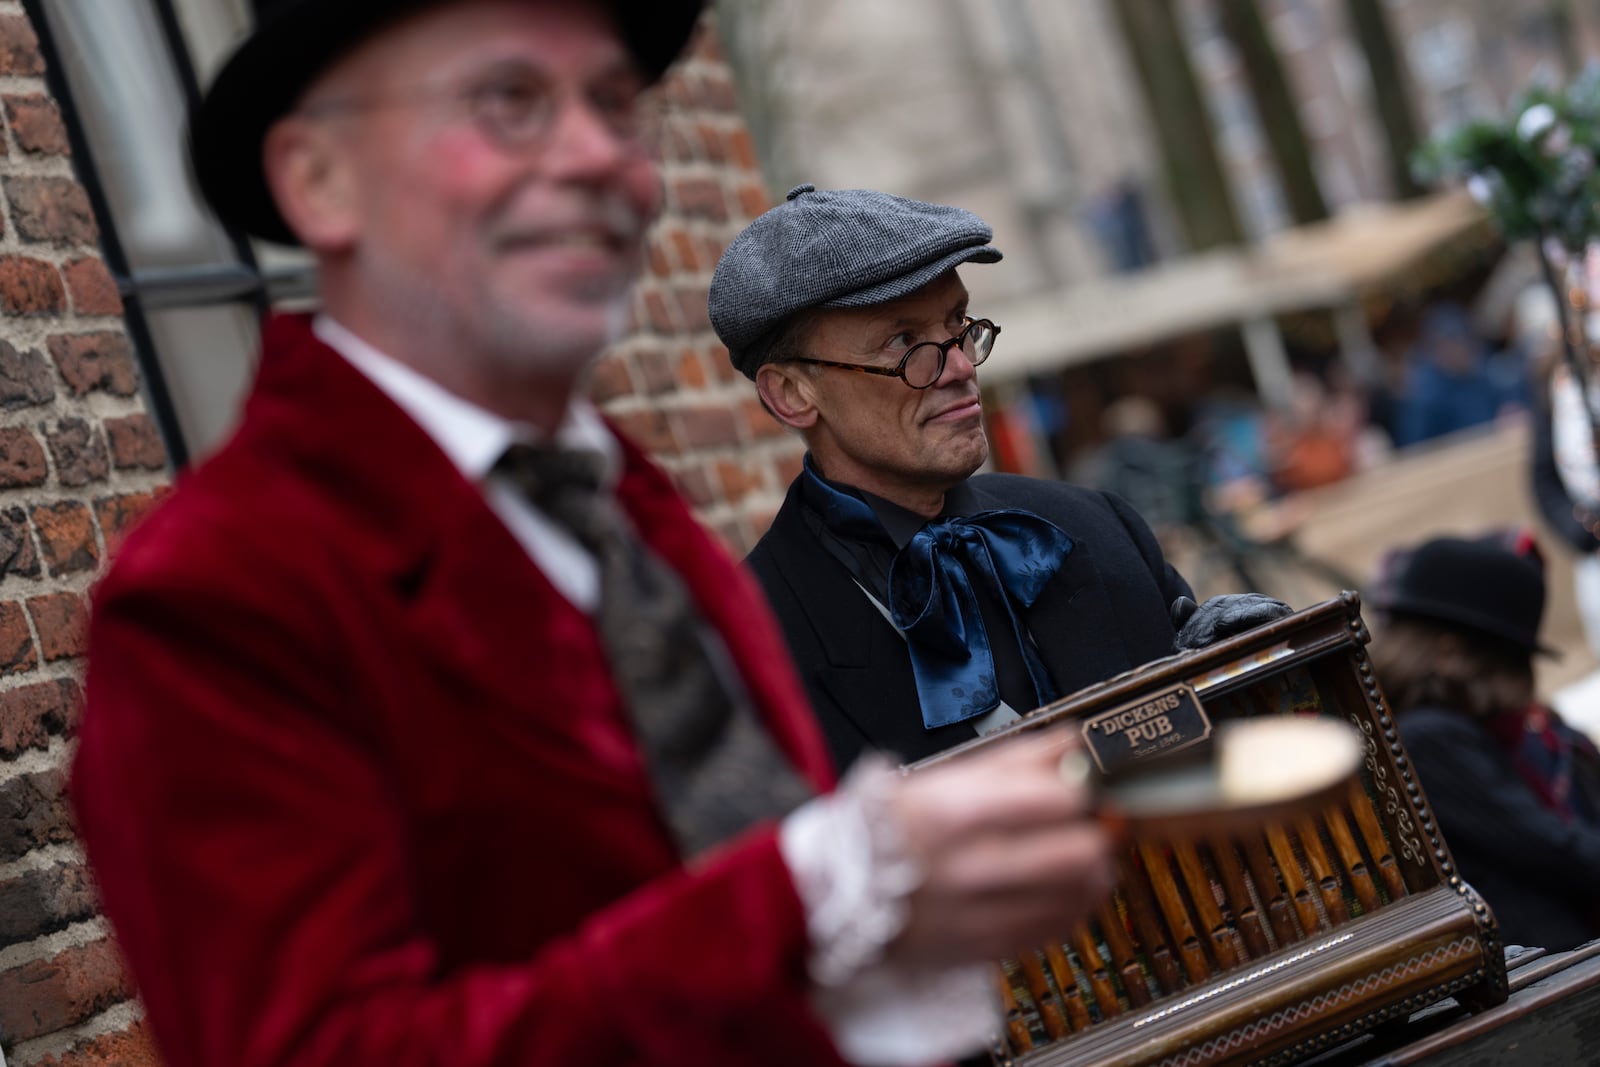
[779, 757, 999, 1066]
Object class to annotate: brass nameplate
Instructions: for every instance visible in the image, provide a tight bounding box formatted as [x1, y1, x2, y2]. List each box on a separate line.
[1081, 683, 1210, 774]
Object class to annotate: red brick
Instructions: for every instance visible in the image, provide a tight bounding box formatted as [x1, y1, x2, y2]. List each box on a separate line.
[646, 236, 672, 278]
[0, 678, 80, 759]
[48, 333, 139, 397]
[736, 181, 769, 222]
[696, 234, 725, 270]
[639, 287, 677, 333]
[698, 71, 740, 113]
[0, 338, 55, 408]
[103, 413, 167, 471]
[671, 285, 711, 332]
[0, 506, 39, 579]
[670, 175, 729, 223]
[695, 122, 727, 164]
[676, 347, 709, 391]
[0, 16, 44, 77]
[774, 450, 805, 486]
[714, 458, 765, 504]
[707, 342, 741, 384]
[0, 427, 47, 488]
[634, 347, 679, 395]
[674, 405, 741, 449]
[668, 229, 700, 272]
[61, 258, 122, 316]
[42, 417, 108, 486]
[681, 72, 715, 111]
[28, 593, 86, 662]
[0, 939, 134, 1045]
[727, 127, 760, 171]
[658, 121, 697, 166]
[0, 600, 35, 678]
[0, 768, 71, 864]
[34, 1019, 161, 1067]
[658, 71, 695, 111]
[94, 491, 161, 559]
[609, 409, 678, 455]
[587, 353, 634, 404]
[0, 256, 65, 315]
[4, 177, 98, 247]
[3, 94, 69, 156]
[742, 395, 788, 440]
[0, 860, 97, 944]
[32, 502, 98, 576]
[670, 463, 717, 509]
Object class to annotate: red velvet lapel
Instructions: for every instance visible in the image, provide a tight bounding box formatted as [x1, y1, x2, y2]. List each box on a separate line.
[244, 314, 835, 795]
[613, 435, 838, 792]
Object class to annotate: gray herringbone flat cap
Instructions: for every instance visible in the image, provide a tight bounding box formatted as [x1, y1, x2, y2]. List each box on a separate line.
[709, 184, 1002, 379]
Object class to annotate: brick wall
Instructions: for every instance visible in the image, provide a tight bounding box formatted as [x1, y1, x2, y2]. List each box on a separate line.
[602, 17, 804, 554]
[0, 8, 793, 1066]
[0, 2, 171, 1065]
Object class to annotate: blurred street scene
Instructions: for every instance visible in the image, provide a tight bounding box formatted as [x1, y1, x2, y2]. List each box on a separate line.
[722, 0, 1600, 726]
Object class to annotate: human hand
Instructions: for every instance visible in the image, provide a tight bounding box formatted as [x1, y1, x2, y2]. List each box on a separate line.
[1171, 593, 1292, 651]
[884, 728, 1115, 967]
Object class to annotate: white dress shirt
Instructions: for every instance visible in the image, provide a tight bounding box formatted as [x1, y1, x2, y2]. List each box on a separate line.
[315, 315, 610, 611]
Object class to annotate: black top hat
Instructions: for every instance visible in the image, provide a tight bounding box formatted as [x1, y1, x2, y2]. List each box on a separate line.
[1381, 535, 1558, 656]
[190, 0, 705, 246]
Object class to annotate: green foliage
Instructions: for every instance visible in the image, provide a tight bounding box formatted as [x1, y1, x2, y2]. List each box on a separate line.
[1414, 68, 1600, 252]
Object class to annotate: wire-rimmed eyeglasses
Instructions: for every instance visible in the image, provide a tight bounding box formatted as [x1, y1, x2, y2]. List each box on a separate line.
[295, 60, 657, 153]
[786, 317, 1000, 389]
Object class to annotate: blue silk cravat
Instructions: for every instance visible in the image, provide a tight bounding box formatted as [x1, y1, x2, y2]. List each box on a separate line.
[802, 463, 1073, 728]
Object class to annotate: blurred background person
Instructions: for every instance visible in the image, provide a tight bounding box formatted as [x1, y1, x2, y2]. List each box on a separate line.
[1393, 302, 1523, 448]
[1525, 281, 1600, 664]
[1370, 532, 1600, 949]
[1072, 395, 1199, 540]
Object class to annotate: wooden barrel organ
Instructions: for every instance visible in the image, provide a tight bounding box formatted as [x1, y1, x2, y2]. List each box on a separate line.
[908, 594, 1508, 1067]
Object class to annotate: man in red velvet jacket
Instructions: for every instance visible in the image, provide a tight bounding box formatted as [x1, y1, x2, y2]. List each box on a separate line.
[70, 2, 1116, 1065]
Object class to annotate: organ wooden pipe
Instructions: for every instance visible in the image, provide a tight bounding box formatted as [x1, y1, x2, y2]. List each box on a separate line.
[1242, 833, 1301, 945]
[1207, 836, 1273, 958]
[1018, 951, 1071, 1039]
[1096, 900, 1154, 1008]
[1173, 839, 1241, 970]
[1265, 824, 1325, 937]
[1120, 863, 1187, 994]
[1069, 926, 1125, 1018]
[996, 964, 1035, 1054]
[1349, 783, 1409, 902]
[1294, 816, 1352, 926]
[1137, 841, 1215, 984]
[1322, 806, 1384, 914]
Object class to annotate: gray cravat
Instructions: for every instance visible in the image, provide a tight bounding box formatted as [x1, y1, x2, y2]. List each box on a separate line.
[495, 443, 813, 856]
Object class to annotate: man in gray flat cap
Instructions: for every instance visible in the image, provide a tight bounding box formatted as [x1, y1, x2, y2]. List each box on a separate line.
[711, 184, 1290, 771]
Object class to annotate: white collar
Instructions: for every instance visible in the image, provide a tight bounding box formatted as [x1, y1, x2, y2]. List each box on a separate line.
[312, 314, 619, 482]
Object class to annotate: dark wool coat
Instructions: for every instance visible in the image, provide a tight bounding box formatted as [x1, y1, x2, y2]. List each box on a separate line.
[748, 472, 1192, 770]
[1400, 705, 1600, 950]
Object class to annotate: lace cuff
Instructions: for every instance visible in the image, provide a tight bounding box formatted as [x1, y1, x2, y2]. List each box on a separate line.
[779, 755, 922, 987]
[779, 757, 1000, 1064]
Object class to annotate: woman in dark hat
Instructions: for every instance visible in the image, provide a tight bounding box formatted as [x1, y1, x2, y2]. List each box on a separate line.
[1371, 531, 1600, 948]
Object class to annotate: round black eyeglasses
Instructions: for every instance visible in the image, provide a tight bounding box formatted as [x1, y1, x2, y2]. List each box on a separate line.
[786, 317, 1000, 389]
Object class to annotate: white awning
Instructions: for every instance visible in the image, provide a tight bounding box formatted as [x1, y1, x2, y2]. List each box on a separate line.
[981, 188, 1493, 385]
